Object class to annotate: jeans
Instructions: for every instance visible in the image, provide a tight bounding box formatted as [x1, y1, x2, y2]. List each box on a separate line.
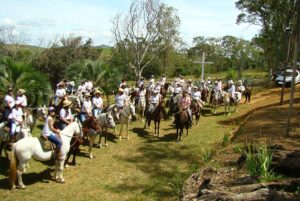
[47, 133, 62, 151]
[92, 108, 102, 117]
[79, 112, 87, 123]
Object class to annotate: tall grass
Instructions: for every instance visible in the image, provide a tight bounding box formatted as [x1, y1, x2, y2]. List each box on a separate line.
[244, 144, 279, 182]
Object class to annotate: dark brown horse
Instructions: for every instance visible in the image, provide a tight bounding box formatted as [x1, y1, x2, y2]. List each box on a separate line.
[243, 87, 251, 104]
[144, 100, 167, 136]
[65, 116, 101, 166]
[174, 107, 189, 141]
[190, 100, 201, 124]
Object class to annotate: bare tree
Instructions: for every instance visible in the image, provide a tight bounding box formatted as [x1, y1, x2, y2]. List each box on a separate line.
[112, 0, 180, 81]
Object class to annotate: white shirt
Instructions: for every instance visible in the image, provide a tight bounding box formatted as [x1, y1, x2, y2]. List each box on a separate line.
[42, 116, 53, 136]
[150, 94, 161, 105]
[161, 77, 166, 85]
[138, 89, 146, 97]
[92, 96, 103, 109]
[228, 85, 236, 94]
[192, 91, 201, 100]
[174, 86, 182, 94]
[85, 81, 93, 92]
[115, 93, 127, 108]
[82, 100, 92, 113]
[217, 81, 222, 91]
[149, 78, 155, 84]
[238, 85, 245, 92]
[5, 95, 15, 108]
[9, 107, 23, 122]
[60, 108, 72, 120]
[56, 88, 66, 98]
[77, 84, 86, 94]
[154, 85, 161, 92]
[16, 95, 27, 107]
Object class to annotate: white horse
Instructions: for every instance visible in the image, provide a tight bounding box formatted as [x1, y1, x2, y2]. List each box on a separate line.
[136, 95, 146, 121]
[9, 121, 82, 189]
[119, 102, 136, 140]
[85, 112, 115, 159]
[223, 92, 242, 115]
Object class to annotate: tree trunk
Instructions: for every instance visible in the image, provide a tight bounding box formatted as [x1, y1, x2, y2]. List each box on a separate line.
[285, 0, 300, 137]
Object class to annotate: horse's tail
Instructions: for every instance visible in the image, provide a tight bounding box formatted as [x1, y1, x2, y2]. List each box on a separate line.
[9, 144, 17, 189]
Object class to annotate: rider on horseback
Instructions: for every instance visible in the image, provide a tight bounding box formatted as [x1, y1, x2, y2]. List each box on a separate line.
[148, 90, 162, 113]
[2, 87, 15, 123]
[192, 86, 204, 109]
[227, 80, 237, 101]
[58, 99, 73, 130]
[42, 106, 63, 160]
[9, 100, 23, 143]
[115, 88, 127, 122]
[179, 90, 192, 128]
[79, 93, 92, 123]
[92, 90, 103, 117]
[54, 82, 67, 106]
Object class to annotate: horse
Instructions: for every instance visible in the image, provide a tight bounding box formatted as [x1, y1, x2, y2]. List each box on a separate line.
[9, 121, 82, 189]
[201, 87, 209, 103]
[190, 100, 201, 125]
[144, 101, 167, 136]
[210, 90, 224, 114]
[96, 112, 116, 150]
[136, 94, 146, 121]
[238, 87, 251, 104]
[118, 102, 136, 139]
[174, 108, 190, 141]
[223, 92, 242, 115]
[65, 116, 101, 165]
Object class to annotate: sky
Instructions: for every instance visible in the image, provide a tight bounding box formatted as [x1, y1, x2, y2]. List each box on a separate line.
[0, 0, 260, 47]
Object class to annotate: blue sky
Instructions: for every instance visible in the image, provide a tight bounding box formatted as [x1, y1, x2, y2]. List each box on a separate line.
[0, 0, 260, 47]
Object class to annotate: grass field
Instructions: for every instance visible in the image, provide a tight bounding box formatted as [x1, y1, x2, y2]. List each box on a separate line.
[1, 81, 295, 201]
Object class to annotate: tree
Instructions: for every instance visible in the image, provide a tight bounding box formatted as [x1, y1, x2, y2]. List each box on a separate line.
[112, 0, 181, 81]
[33, 35, 100, 88]
[236, 0, 296, 75]
[0, 58, 52, 106]
[67, 60, 122, 104]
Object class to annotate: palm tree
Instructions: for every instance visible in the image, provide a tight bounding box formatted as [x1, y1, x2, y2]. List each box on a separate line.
[67, 60, 121, 104]
[0, 58, 52, 106]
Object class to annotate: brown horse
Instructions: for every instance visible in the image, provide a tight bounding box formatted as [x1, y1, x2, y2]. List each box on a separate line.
[174, 107, 189, 141]
[144, 100, 167, 136]
[242, 87, 251, 104]
[65, 116, 101, 166]
[190, 100, 201, 124]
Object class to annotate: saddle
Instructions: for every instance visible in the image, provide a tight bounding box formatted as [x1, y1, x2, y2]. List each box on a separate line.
[39, 135, 55, 152]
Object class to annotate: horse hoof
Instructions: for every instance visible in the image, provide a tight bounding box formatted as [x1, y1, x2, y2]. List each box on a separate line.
[56, 178, 65, 183]
[17, 184, 26, 189]
[89, 156, 93, 160]
[11, 185, 16, 190]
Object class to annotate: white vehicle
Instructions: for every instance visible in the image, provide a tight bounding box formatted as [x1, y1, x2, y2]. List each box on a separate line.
[275, 69, 300, 86]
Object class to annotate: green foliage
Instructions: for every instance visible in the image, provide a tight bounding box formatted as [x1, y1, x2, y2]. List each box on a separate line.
[244, 144, 279, 182]
[0, 58, 52, 106]
[226, 68, 237, 80]
[67, 60, 121, 96]
[199, 148, 213, 163]
[222, 132, 230, 147]
[33, 36, 99, 87]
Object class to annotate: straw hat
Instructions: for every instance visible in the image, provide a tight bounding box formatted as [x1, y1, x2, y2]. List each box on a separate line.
[17, 89, 26, 95]
[63, 99, 72, 107]
[95, 90, 102, 95]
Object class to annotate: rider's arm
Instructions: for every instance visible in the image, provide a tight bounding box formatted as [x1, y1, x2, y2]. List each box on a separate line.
[48, 118, 60, 135]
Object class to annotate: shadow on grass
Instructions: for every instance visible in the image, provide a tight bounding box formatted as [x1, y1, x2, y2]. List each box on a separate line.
[0, 167, 53, 190]
[104, 139, 201, 199]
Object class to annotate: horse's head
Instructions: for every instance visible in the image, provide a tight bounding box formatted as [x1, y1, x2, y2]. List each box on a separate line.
[106, 112, 116, 128]
[84, 116, 102, 133]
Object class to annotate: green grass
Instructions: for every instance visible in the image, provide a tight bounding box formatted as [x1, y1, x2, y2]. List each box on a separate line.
[0, 95, 255, 201]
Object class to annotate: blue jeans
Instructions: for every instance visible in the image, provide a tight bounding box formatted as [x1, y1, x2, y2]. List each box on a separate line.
[47, 133, 62, 151]
[79, 112, 87, 123]
[92, 108, 102, 117]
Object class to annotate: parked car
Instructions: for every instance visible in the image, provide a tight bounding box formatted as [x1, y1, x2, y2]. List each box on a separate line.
[275, 69, 300, 86]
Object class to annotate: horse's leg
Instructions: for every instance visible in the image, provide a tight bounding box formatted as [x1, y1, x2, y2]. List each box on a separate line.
[104, 131, 108, 146]
[119, 124, 123, 139]
[89, 134, 96, 159]
[157, 120, 160, 137]
[64, 148, 72, 167]
[17, 161, 27, 189]
[53, 159, 59, 180]
[56, 160, 65, 183]
[71, 147, 78, 165]
[126, 122, 129, 140]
